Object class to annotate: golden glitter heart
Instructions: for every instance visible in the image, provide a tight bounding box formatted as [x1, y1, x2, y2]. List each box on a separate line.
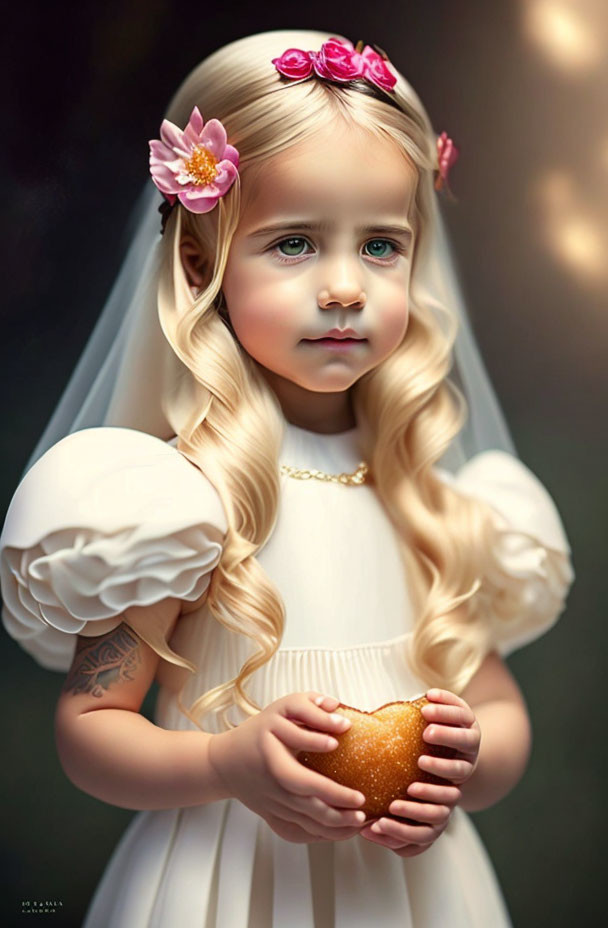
[298, 697, 452, 818]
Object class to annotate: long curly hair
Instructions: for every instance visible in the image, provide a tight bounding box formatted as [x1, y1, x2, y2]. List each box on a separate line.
[154, 30, 516, 730]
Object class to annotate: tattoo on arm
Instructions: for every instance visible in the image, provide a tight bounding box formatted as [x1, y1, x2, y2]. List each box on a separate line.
[62, 624, 142, 698]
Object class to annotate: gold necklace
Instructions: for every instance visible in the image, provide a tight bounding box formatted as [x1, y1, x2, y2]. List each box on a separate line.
[280, 461, 370, 486]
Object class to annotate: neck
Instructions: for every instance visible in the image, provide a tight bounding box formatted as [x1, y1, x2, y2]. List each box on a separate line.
[259, 368, 357, 434]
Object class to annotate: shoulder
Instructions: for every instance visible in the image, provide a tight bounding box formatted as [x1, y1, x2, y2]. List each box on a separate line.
[1, 427, 227, 672]
[2, 426, 227, 548]
[434, 450, 570, 554]
[434, 450, 574, 656]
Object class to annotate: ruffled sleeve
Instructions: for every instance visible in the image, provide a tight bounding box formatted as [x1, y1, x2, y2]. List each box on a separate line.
[436, 450, 574, 656]
[0, 427, 228, 672]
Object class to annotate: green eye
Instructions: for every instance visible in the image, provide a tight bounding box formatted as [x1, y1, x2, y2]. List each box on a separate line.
[364, 239, 395, 259]
[277, 237, 308, 257]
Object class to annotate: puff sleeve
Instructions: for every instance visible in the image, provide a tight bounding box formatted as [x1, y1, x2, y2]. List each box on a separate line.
[0, 427, 228, 672]
[436, 450, 574, 656]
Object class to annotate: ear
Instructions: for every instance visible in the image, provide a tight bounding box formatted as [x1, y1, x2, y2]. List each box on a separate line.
[179, 234, 208, 289]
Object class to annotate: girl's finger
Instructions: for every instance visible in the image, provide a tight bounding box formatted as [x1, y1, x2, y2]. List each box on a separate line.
[387, 799, 451, 825]
[277, 804, 364, 842]
[359, 827, 435, 856]
[279, 694, 352, 736]
[425, 688, 471, 710]
[359, 828, 405, 849]
[310, 693, 340, 710]
[421, 702, 475, 727]
[264, 733, 366, 809]
[265, 811, 325, 844]
[273, 715, 344, 754]
[417, 753, 474, 783]
[364, 818, 439, 845]
[423, 723, 480, 754]
[286, 794, 368, 829]
[407, 781, 462, 806]
[359, 824, 405, 847]
[267, 788, 366, 840]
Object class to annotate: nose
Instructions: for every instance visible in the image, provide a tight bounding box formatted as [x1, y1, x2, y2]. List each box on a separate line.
[317, 255, 366, 310]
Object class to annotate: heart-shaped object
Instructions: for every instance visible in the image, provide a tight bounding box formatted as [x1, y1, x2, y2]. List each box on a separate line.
[298, 696, 452, 818]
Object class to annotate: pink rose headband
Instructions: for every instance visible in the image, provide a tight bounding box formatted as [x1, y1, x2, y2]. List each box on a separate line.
[149, 39, 459, 232]
[271, 38, 397, 92]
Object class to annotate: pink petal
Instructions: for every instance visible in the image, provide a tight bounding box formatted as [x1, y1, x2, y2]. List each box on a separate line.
[159, 119, 191, 158]
[183, 122, 202, 149]
[186, 106, 204, 136]
[149, 139, 180, 164]
[222, 144, 239, 168]
[213, 160, 239, 190]
[328, 36, 354, 50]
[149, 147, 184, 175]
[149, 163, 184, 195]
[183, 107, 207, 148]
[181, 185, 219, 200]
[200, 119, 228, 157]
[178, 189, 220, 213]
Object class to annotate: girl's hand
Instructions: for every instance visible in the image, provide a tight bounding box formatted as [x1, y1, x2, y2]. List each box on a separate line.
[359, 688, 481, 857]
[208, 693, 367, 844]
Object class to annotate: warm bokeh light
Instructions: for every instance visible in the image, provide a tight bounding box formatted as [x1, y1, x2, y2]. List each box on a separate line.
[554, 220, 604, 276]
[521, 0, 604, 72]
[536, 170, 607, 283]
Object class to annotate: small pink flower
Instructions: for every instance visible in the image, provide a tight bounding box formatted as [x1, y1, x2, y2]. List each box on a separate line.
[271, 48, 314, 79]
[361, 45, 397, 91]
[435, 132, 459, 192]
[313, 37, 365, 82]
[149, 106, 239, 214]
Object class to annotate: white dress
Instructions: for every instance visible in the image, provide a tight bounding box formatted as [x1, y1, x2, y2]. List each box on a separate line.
[0, 422, 574, 928]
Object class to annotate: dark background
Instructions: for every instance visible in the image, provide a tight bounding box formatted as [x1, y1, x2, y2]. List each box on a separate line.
[2, 1, 606, 925]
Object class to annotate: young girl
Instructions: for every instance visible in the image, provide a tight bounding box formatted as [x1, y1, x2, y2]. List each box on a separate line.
[1, 29, 573, 927]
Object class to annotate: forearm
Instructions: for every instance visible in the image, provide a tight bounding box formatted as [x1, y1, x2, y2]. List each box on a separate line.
[55, 707, 230, 811]
[458, 698, 532, 812]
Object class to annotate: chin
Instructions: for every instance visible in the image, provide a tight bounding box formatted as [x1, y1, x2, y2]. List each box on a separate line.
[297, 376, 360, 394]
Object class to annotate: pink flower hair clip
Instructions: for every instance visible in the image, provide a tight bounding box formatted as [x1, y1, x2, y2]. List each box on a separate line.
[149, 106, 239, 234]
[272, 37, 397, 93]
[435, 131, 459, 195]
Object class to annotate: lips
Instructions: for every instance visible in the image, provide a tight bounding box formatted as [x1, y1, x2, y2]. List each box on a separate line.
[302, 336, 367, 353]
[311, 337, 364, 343]
[306, 327, 366, 341]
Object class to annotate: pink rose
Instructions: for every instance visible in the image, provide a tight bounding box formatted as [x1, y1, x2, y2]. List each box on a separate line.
[313, 38, 365, 83]
[271, 48, 314, 79]
[361, 46, 397, 91]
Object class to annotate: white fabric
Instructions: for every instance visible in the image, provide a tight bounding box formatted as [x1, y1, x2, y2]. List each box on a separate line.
[0, 422, 573, 927]
[0, 427, 226, 671]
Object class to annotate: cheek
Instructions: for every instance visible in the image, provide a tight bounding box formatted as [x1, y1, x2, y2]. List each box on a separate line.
[222, 266, 269, 342]
[223, 267, 302, 344]
[223, 290, 296, 369]
[376, 286, 410, 351]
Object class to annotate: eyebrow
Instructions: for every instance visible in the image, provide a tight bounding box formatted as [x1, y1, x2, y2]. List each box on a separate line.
[248, 221, 414, 239]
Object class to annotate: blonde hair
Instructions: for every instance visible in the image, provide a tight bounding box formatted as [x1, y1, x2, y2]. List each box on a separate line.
[155, 30, 517, 730]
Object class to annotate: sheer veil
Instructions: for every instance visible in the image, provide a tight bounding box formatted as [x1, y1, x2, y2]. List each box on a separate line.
[23, 178, 516, 477]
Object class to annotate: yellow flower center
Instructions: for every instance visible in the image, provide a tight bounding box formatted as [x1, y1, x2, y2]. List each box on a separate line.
[184, 145, 219, 186]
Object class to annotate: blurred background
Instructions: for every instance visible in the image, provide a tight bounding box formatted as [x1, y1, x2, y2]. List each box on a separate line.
[1, 0, 605, 924]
